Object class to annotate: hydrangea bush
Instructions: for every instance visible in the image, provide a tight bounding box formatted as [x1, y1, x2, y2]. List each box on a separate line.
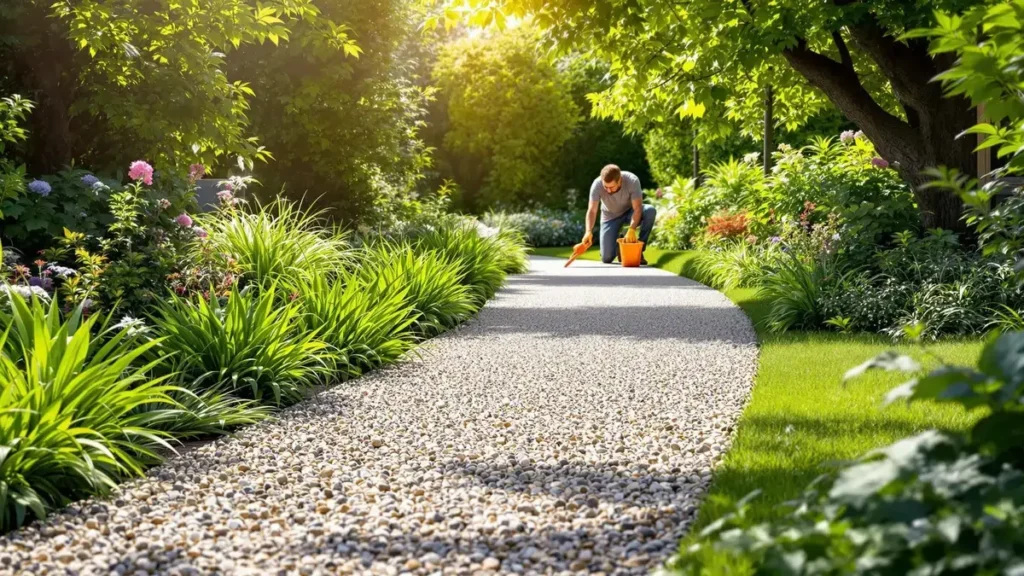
[480, 209, 585, 248]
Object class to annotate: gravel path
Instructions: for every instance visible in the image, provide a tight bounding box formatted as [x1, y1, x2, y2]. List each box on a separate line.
[3, 256, 757, 576]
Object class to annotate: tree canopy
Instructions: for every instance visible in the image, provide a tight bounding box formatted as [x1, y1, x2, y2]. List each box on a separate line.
[431, 25, 580, 211]
[428, 0, 990, 230]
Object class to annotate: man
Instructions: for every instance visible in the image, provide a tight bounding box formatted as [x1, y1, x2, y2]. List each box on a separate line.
[581, 164, 656, 265]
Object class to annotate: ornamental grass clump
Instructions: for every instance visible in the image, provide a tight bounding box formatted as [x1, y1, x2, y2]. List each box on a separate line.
[199, 198, 351, 285]
[150, 284, 334, 406]
[0, 293, 176, 531]
[410, 216, 510, 303]
[357, 241, 476, 338]
[290, 271, 418, 379]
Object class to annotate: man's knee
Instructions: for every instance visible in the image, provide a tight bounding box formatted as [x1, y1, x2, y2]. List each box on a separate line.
[601, 252, 616, 264]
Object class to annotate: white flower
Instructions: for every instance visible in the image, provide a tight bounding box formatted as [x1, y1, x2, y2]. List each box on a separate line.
[1, 284, 50, 307]
[113, 315, 148, 337]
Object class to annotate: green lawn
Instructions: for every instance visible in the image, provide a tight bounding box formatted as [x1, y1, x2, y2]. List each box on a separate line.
[532, 245, 983, 531]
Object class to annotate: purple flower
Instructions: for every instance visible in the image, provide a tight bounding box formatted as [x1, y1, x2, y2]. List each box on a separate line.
[769, 236, 782, 244]
[189, 163, 206, 182]
[28, 276, 53, 291]
[217, 190, 234, 203]
[28, 180, 51, 196]
[81, 174, 100, 187]
[840, 130, 856, 143]
[128, 161, 154, 185]
[175, 213, 193, 228]
[854, 130, 865, 140]
[871, 157, 890, 169]
[194, 227, 208, 239]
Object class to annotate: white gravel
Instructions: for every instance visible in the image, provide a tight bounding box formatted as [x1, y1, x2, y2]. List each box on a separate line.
[2, 256, 757, 575]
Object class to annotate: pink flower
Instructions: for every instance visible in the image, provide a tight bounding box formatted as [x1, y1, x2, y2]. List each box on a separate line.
[194, 227, 208, 239]
[840, 130, 856, 143]
[189, 163, 206, 182]
[175, 213, 193, 228]
[217, 190, 234, 203]
[655, 188, 664, 199]
[854, 130, 865, 140]
[128, 161, 154, 185]
[158, 198, 171, 210]
[222, 181, 234, 192]
[871, 157, 890, 169]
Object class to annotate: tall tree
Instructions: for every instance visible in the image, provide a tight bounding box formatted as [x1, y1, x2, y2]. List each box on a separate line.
[431, 25, 580, 212]
[0, 0, 357, 175]
[430, 0, 988, 230]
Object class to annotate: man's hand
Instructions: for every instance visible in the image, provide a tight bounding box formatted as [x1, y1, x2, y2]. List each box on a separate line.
[582, 231, 593, 247]
[624, 226, 638, 244]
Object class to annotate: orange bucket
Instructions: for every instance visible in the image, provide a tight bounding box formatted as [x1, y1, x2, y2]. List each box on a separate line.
[617, 239, 644, 267]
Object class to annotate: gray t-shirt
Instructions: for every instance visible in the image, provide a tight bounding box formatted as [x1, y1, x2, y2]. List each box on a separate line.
[589, 171, 642, 221]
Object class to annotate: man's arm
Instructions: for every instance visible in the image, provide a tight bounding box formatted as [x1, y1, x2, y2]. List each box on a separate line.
[585, 200, 599, 237]
[630, 197, 642, 228]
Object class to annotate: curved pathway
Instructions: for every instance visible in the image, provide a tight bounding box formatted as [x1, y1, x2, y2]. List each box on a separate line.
[2, 257, 757, 575]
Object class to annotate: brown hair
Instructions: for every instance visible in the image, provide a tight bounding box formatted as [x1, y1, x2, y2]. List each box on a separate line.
[600, 164, 621, 184]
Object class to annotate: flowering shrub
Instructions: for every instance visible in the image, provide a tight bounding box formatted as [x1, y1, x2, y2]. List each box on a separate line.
[1, 167, 115, 252]
[480, 209, 585, 247]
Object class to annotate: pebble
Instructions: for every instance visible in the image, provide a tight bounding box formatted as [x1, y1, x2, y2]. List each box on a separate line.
[0, 258, 756, 575]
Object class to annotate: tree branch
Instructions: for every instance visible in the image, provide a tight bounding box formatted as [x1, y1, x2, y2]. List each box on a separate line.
[831, 29, 853, 70]
[844, 12, 939, 112]
[782, 37, 922, 160]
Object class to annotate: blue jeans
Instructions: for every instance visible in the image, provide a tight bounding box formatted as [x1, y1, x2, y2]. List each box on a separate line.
[600, 205, 656, 264]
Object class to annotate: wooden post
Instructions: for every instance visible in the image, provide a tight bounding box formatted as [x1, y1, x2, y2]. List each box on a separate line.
[977, 104, 991, 183]
[763, 85, 774, 176]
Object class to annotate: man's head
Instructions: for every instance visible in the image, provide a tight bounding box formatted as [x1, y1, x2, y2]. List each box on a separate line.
[601, 164, 622, 193]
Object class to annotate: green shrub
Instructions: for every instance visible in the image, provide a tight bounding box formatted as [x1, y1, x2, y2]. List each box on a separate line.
[759, 251, 837, 333]
[150, 284, 334, 406]
[200, 198, 351, 285]
[691, 241, 780, 291]
[481, 209, 584, 248]
[410, 217, 510, 303]
[291, 271, 417, 379]
[358, 242, 475, 337]
[672, 331, 1024, 575]
[0, 293, 175, 531]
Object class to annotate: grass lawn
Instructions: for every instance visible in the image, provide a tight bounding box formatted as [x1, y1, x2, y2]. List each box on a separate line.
[532, 245, 984, 545]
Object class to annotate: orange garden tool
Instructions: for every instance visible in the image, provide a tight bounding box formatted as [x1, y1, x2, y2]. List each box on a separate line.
[564, 237, 592, 267]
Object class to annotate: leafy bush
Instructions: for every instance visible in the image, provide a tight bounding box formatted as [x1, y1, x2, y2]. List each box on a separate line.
[0, 95, 32, 217]
[1, 168, 114, 251]
[672, 331, 1024, 575]
[691, 241, 780, 291]
[150, 284, 334, 406]
[759, 251, 835, 333]
[481, 209, 585, 248]
[0, 293, 175, 531]
[291, 271, 417, 379]
[358, 242, 476, 337]
[705, 211, 751, 241]
[200, 198, 351, 285]
[409, 217, 511, 303]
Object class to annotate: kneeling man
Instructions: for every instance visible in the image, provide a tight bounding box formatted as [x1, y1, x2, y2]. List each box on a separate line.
[581, 164, 656, 265]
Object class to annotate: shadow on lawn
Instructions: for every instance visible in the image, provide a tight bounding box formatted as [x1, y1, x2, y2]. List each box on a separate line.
[694, 410, 953, 528]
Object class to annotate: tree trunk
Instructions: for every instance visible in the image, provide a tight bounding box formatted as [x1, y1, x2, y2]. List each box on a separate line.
[781, 17, 976, 233]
